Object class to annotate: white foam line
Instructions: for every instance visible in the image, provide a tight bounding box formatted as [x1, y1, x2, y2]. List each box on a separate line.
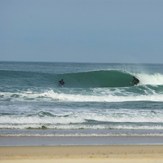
[1, 90, 163, 102]
[43, 90, 163, 102]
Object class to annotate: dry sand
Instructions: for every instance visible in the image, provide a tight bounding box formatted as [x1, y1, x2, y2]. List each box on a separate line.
[0, 145, 163, 163]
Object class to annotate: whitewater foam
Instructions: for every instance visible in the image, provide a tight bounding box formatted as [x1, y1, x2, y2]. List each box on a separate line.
[1, 88, 163, 102]
[1, 107, 163, 126]
[136, 73, 163, 85]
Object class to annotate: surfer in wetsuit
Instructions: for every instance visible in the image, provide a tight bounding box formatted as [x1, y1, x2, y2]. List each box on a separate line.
[132, 76, 139, 85]
[59, 79, 65, 86]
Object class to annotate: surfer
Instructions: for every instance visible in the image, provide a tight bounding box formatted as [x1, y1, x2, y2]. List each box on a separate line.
[59, 79, 65, 86]
[132, 76, 139, 85]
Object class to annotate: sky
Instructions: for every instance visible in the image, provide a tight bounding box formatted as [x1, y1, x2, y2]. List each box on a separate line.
[0, 0, 163, 63]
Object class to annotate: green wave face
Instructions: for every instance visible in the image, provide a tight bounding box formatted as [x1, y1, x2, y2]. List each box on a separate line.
[0, 69, 139, 88]
[57, 70, 138, 88]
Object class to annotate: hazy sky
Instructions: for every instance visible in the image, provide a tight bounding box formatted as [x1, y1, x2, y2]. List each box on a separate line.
[0, 0, 163, 63]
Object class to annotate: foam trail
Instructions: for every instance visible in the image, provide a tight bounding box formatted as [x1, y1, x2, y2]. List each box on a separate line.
[45, 90, 163, 102]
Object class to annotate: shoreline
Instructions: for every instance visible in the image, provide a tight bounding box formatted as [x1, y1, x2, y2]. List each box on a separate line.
[1, 135, 163, 146]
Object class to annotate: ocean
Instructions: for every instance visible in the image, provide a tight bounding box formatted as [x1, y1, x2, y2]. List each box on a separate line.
[0, 62, 163, 137]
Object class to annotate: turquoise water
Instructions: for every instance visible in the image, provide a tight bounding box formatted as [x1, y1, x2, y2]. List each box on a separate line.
[0, 62, 163, 136]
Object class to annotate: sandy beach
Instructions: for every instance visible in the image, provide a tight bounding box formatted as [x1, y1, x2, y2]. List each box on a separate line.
[1, 145, 163, 163]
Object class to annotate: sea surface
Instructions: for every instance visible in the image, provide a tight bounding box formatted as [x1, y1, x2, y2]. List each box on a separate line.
[0, 62, 163, 136]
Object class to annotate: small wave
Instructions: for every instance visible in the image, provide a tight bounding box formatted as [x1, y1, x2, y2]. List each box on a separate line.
[29, 111, 72, 118]
[1, 107, 163, 129]
[1, 107, 163, 132]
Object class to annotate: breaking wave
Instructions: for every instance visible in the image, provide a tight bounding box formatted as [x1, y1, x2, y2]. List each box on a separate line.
[0, 69, 138, 88]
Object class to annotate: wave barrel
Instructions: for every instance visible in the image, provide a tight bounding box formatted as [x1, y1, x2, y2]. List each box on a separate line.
[57, 70, 139, 88]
